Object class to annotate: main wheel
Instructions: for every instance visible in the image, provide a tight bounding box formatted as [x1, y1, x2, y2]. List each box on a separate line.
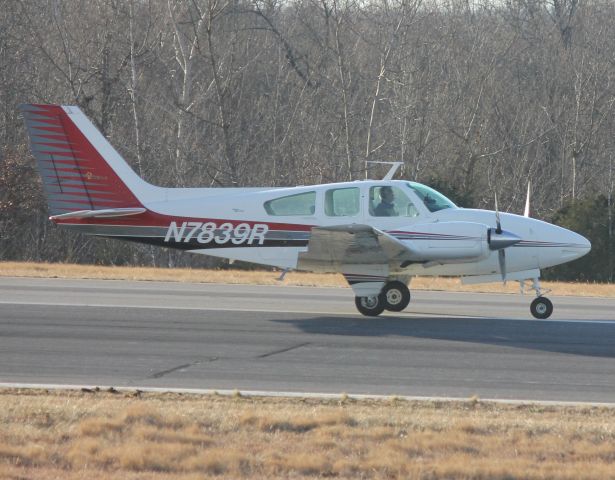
[355, 295, 386, 317]
[530, 297, 553, 319]
[382, 281, 411, 312]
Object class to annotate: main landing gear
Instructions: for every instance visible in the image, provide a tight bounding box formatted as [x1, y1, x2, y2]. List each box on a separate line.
[354, 281, 411, 317]
[530, 297, 553, 319]
[524, 278, 553, 319]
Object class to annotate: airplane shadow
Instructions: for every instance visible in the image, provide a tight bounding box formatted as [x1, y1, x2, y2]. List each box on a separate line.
[273, 315, 615, 359]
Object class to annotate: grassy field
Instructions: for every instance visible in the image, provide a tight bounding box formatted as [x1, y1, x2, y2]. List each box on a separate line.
[0, 389, 614, 479]
[1, 261, 614, 297]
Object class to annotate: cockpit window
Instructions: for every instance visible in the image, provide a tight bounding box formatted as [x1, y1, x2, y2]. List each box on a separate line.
[407, 182, 456, 212]
[369, 186, 419, 217]
[264, 191, 316, 216]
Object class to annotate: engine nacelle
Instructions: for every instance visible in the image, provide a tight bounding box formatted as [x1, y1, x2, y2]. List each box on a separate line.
[396, 221, 489, 263]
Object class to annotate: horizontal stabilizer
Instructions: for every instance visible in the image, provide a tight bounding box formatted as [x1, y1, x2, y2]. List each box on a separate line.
[49, 207, 146, 221]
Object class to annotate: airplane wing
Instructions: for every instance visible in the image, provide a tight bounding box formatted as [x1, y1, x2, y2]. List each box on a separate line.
[297, 224, 414, 272]
[297, 224, 416, 296]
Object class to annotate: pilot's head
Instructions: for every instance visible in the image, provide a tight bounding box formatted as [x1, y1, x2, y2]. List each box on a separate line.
[380, 186, 394, 203]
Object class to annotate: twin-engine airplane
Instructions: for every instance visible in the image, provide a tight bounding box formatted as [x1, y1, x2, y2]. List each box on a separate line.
[21, 104, 591, 319]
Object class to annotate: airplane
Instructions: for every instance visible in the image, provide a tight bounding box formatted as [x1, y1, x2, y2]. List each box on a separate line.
[20, 104, 591, 319]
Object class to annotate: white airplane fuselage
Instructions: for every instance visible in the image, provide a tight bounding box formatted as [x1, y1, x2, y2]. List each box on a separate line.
[128, 180, 589, 277]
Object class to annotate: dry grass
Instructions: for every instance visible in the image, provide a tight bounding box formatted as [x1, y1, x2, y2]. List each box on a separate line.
[0, 389, 615, 479]
[2, 261, 614, 297]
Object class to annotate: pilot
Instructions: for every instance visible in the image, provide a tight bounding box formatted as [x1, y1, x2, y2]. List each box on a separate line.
[374, 186, 397, 216]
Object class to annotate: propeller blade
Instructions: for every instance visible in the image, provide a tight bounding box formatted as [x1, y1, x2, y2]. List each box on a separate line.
[523, 181, 531, 217]
[498, 249, 507, 284]
[494, 192, 502, 234]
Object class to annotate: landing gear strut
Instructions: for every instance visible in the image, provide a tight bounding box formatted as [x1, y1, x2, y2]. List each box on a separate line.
[354, 281, 411, 317]
[525, 278, 553, 319]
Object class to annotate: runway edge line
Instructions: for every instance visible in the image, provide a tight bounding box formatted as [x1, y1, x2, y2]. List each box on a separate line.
[1, 382, 614, 408]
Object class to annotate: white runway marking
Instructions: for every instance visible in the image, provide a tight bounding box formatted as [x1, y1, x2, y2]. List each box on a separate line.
[1, 382, 614, 408]
[0, 300, 476, 318]
[2, 299, 614, 324]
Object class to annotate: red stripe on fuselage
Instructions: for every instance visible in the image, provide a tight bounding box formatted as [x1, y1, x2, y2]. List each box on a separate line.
[54, 209, 315, 232]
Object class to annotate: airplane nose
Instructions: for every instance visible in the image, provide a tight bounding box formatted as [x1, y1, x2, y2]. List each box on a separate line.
[562, 230, 591, 260]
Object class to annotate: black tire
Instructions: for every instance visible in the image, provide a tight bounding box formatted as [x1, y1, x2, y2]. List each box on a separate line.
[382, 281, 411, 312]
[530, 297, 553, 319]
[355, 295, 385, 317]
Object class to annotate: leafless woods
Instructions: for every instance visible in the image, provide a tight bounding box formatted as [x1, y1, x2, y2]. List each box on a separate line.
[1, 0, 613, 269]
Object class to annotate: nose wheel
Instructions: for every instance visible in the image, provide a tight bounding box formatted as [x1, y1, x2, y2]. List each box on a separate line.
[524, 277, 553, 319]
[354, 281, 411, 316]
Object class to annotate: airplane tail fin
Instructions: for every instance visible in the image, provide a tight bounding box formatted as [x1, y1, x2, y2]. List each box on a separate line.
[20, 104, 152, 219]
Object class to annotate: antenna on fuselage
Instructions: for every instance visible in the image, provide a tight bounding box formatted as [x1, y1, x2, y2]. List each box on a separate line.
[366, 161, 404, 180]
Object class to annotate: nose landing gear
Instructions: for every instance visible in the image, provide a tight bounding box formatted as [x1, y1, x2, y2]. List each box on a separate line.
[524, 278, 553, 319]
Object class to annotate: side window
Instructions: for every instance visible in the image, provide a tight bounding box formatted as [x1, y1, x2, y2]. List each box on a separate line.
[325, 187, 360, 217]
[264, 191, 316, 216]
[369, 186, 419, 218]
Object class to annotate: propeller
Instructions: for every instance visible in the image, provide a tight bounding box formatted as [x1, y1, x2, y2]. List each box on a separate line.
[488, 192, 522, 283]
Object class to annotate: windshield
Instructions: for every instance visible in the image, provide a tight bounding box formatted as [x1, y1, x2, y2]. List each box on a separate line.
[407, 182, 457, 212]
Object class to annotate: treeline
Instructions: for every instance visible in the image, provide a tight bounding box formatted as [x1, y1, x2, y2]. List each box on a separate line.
[0, 0, 614, 279]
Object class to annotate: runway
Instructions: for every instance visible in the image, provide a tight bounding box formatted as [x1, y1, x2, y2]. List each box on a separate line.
[1, 277, 615, 403]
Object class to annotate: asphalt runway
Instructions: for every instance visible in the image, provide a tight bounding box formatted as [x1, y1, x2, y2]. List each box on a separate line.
[1, 277, 615, 403]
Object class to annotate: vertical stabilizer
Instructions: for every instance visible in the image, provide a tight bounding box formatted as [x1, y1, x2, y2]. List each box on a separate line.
[20, 104, 152, 216]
